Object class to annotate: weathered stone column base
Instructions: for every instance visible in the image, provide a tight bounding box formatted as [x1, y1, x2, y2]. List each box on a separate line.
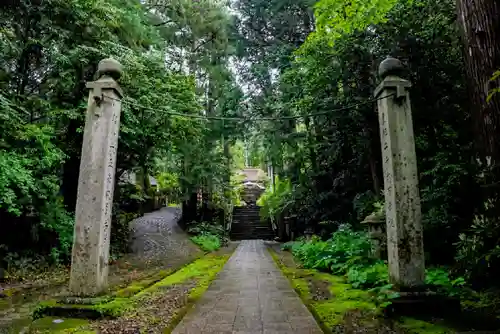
[33, 296, 118, 320]
[384, 291, 461, 318]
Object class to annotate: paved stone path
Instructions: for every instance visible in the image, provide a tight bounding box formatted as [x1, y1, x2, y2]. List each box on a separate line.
[172, 240, 323, 334]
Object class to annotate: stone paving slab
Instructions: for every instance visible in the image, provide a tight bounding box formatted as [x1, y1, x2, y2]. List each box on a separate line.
[172, 240, 322, 334]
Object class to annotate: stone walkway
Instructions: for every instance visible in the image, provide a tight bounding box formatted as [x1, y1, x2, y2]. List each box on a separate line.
[172, 240, 322, 334]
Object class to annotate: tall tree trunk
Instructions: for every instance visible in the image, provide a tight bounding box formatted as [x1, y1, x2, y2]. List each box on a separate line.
[457, 0, 500, 166]
[181, 192, 198, 228]
[305, 116, 318, 174]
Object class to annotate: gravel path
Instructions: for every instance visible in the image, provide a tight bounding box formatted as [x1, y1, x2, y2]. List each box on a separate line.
[124, 207, 201, 269]
[172, 240, 322, 334]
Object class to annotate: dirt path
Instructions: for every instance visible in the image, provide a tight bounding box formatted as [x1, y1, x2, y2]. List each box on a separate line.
[0, 207, 202, 333]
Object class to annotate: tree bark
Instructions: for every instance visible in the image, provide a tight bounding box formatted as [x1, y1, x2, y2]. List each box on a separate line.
[456, 0, 500, 165]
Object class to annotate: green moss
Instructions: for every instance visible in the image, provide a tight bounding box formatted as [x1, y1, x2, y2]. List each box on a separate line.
[187, 256, 228, 300]
[302, 269, 377, 328]
[93, 298, 133, 317]
[398, 317, 454, 333]
[113, 285, 145, 298]
[33, 297, 132, 320]
[137, 254, 229, 298]
[2, 288, 16, 297]
[160, 254, 232, 333]
[114, 278, 160, 298]
[29, 317, 93, 333]
[315, 299, 377, 328]
[32, 251, 232, 333]
[6, 317, 34, 333]
[270, 248, 378, 330]
[33, 269, 179, 320]
[0, 298, 10, 311]
[112, 268, 179, 298]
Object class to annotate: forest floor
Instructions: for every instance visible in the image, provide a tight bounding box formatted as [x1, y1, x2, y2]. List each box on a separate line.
[0, 207, 205, 333]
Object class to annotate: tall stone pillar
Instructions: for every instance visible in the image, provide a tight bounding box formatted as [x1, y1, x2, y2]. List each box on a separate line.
[69, 58, 123, 296]
[374, 57, 425, 290]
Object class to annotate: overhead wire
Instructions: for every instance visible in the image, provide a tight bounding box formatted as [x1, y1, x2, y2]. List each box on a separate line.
[106, 93, 395, 122]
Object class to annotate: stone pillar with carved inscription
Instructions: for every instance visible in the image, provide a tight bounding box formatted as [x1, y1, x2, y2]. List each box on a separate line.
[374, 56, 425, 291]
[69, 58, 123, 296]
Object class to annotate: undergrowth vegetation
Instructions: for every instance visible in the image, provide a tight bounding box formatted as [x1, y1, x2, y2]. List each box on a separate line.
[187, 221, 228, 252]
[282, 226, 469, 301]
[257, 176, 292, 224]
[270, 247, 455, 333]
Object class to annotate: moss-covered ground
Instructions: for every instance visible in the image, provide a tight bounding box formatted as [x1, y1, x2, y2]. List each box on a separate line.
[268, 246, 456, 334]
[28, 244, 236, 333]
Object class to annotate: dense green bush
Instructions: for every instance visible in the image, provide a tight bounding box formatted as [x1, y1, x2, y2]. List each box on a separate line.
[191, 234, 221, 252]
[285, 225, 375, 274]
[39, 198, 75, 263]
[425, 267, 467, 297]
[347, 261, 389, 289]
[454, 199, 500, 288]
[187, 221, 228, 251]
[283, 226, 468, 297]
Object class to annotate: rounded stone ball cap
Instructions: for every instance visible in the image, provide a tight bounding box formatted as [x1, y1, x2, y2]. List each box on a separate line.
[97, 58, 123, 80]
[378, 56, 404, 79]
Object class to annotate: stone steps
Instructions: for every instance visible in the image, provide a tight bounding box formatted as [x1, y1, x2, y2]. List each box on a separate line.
[230, 206, 274, 240]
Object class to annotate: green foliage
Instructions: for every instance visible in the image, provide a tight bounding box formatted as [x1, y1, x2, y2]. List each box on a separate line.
[190, 234, 221, 252]
[157, 171, 181, 203]
[347, 262, 389, 289]
[39, 198, 75, 263]
[0, 0, 239, 270]
[284, 226, 469, 299]
[425, 267, 466, 297]
[0, 124, 65, 216]
[454, 200, 500, 286]
[187, 221, 225, 237]
[242, 0, 481, 282]
[487, 70, 500, 102]
[312, 0, 402, 44]
[110, 211, 140, 257]
[257, 176, 292, 222]
[289, 226, 375, 274]
[187, 221, 228, 251]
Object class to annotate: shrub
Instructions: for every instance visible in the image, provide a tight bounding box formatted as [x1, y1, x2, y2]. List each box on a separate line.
[187, 221, 225, 237]
[39, 198, 74, 263]
[283, 225, 469, 298]
[347, 261, 389, 289]
[455, 202, 500, 287]
[288, 225, 375, 274]
[187, 221, 228, 249]
[425, 267, 466, 297]
[191, 234, 221, 252]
